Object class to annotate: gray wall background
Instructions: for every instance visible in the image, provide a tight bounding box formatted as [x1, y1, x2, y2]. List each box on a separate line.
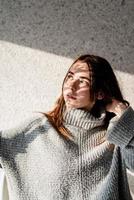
[0, 0, 134, 199]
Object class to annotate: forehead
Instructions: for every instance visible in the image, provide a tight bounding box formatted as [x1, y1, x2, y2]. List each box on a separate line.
[69, 61, 90, 77]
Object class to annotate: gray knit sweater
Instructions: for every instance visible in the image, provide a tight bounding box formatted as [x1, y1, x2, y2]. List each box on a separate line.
[0, 106, 134, 200]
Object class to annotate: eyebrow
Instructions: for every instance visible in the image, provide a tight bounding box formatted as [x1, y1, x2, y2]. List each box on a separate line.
[68, 71, 90, 81]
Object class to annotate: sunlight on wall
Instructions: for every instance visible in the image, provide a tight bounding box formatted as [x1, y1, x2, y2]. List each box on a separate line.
[115, 70, 134, 106]
[0, 41, 72, 129]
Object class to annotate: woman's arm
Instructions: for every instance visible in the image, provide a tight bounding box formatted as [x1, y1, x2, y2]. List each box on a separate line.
[106, 101, 134, 171]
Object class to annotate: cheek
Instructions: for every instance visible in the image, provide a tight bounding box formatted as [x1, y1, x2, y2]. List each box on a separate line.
[63, 81, 68, 89]
[62, 84, 69, 96]
[76, 88, 90, 99]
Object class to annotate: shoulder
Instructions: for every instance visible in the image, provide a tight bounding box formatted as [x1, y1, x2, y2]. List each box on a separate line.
[0, 113, 47, 139]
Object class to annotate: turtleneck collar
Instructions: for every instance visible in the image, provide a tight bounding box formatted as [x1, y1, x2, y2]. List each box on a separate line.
[63, 107, 106, 131]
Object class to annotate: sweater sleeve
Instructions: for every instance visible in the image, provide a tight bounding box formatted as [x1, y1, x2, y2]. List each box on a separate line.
[106, 106, 134, 172]
[0, 113, 44, 162]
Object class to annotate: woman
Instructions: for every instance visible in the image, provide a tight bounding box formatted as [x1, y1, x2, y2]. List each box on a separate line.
[0, 54, 134, 200]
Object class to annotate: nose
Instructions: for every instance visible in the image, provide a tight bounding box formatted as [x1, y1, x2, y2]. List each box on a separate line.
[68, 79, 78, 90]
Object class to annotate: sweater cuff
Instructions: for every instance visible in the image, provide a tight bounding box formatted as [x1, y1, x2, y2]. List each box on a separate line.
[106, 106, 134, 147]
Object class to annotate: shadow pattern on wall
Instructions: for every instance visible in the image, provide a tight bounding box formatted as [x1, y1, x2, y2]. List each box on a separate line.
[0, 0, 134, 73]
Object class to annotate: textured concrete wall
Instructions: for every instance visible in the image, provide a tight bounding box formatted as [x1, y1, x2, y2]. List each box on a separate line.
[0, 0, 134, 199]
[0, 0, 134, 72]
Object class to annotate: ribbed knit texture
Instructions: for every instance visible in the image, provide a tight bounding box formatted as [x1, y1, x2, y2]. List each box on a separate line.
[0, 107, 134, 200]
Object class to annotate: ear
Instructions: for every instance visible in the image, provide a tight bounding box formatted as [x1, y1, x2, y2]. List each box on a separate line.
[96, 91, 104, 100]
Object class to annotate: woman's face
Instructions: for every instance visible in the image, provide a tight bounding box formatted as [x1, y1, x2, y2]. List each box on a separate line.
[63, 61, 95, 111]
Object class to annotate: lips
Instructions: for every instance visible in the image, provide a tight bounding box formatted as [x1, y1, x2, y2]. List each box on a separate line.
[67, 94, 77, 100]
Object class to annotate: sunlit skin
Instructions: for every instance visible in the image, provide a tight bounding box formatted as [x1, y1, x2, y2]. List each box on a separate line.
[63, 61, 128, 116]
[106, 99, 128, 117]
[63, 61, 95, 111]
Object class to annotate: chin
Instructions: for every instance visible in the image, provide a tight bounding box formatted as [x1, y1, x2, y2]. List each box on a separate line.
[65, 103, 78, 110]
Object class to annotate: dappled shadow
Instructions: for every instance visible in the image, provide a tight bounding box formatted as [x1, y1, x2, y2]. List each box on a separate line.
[0, 0, 134, 73]
[0, 115, 79, 163]
[0, 118, 51, 158]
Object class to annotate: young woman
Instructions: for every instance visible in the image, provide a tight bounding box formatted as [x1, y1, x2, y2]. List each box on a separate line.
[0, 55, 134, 200]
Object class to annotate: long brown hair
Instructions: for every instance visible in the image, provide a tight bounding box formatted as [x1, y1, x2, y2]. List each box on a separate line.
[40, 54, 129, 140]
